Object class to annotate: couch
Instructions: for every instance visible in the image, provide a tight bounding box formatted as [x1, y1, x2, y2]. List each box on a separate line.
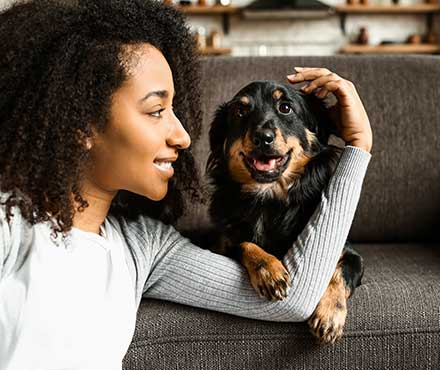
[122, 55, 440, 370]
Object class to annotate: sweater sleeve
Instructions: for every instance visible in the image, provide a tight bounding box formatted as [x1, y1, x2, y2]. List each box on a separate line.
[142, 146, 371, 322]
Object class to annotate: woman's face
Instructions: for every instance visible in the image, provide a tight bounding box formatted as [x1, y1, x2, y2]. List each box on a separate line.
[88, 44, 191, 201]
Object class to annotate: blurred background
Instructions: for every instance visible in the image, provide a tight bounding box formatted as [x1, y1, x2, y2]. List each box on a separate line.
[1, 0, 438, 56]
[166, 0, 440, 56]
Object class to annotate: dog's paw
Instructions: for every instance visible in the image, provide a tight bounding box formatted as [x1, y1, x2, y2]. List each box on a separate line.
[308, 265, 349, 344]
[240, 242, 291, 301]
[308, 303, 347, 343]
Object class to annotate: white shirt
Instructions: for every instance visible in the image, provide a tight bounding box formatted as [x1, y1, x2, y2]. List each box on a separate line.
[0, 216, 137, 370]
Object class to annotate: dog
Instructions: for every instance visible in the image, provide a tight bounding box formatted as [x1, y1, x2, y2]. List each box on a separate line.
[205, 80, 364, 344]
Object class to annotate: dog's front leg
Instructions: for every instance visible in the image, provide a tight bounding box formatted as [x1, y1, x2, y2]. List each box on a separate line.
[239, 242, 291, 301]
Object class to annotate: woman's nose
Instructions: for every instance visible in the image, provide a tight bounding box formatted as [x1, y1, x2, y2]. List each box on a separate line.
[167, 111, 191, 150]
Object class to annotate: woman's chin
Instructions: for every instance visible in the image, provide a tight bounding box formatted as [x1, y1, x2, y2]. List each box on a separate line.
[145, 185, 168, 201]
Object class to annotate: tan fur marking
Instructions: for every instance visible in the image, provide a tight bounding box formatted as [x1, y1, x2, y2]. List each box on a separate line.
[272, 89, 283, 100]
[240, 242, 291, 301]
[308, 264, 348, 343]
[305, 128, 318, 147]
[240, 96, 250, 105]
[228, 139, 253, 184]
[281, 136, 312, 184]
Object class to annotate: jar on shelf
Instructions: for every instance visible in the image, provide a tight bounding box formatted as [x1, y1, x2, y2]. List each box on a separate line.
[194, 26, 207, 49]
[208, 30, 222, 49]
[216, 0, 231, 6]
[406, 34, 422, 44]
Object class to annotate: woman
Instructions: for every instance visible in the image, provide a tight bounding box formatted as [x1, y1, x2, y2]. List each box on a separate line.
[0, 0, 372, 369]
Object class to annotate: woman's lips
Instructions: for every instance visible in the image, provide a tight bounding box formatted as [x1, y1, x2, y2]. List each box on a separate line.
[153, 157, 177, 177]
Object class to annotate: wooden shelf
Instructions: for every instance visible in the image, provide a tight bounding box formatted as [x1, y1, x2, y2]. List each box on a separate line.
[199, 47, 232, 56]
[336, 4, 440, 34]
[335, 4, 440, 14]
[177, 5, 241, 14]
[340, 43, 440, 54]
[176, 5, 240, 34]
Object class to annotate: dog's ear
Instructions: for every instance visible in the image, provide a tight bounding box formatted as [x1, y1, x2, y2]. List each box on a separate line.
[207, 102, 229, 174]
[303, 94, 338, 144]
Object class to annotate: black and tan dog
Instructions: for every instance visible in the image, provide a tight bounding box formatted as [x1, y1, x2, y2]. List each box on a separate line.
[205, 80, 364, 344]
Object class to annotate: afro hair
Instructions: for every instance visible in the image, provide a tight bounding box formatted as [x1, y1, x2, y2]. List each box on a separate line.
[0, 0, 203, 239]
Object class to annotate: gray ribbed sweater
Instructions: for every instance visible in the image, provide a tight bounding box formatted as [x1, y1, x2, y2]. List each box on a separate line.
[0, 145, 371, 322]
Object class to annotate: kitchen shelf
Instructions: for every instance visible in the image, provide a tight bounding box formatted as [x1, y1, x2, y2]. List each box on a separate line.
[177, 5, 241, 14]
[335, 4, 440, 14]
[335, 4, 440, 34]
[199, 47, 232, 56]
[340, 43, 440, 54]
[177, 5, 241, 34]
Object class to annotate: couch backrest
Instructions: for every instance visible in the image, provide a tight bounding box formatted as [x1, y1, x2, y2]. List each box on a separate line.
[177, 55, 440, 243]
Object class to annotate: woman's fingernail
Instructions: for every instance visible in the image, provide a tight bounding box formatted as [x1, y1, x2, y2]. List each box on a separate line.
[287, 73, 296, 79]
[294, 67, 304, 71]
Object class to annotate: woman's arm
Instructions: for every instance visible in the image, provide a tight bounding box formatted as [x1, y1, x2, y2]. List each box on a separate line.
[141, 145, 371, 321]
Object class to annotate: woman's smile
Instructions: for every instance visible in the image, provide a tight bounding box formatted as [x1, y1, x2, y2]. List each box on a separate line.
[153, 156, 177, 177]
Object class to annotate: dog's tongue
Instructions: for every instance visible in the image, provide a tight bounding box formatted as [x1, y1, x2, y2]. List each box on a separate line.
[253, 158, 277, 171]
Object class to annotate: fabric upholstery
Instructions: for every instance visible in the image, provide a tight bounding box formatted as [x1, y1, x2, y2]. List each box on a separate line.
[123, 243, 440, 370]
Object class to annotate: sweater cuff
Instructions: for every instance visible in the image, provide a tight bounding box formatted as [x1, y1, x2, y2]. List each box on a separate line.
[332, 145, 372, 184]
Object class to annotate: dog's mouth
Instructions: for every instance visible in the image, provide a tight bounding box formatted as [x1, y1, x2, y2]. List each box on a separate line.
[241, 150, 292, 183]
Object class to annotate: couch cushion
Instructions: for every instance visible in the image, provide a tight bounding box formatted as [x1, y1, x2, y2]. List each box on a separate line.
[177, 56, 440, 243]
[123, 243, 440, 370]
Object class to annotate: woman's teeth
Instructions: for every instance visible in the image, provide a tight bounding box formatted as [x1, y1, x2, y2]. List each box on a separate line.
[153, 161, 172, 171]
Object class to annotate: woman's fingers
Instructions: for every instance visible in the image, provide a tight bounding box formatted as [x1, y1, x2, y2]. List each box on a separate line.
[315, 87, 330, 99]
[288, 68, 353, 98]
[287, 67, 332, 83]
[301, 73, 342, 93]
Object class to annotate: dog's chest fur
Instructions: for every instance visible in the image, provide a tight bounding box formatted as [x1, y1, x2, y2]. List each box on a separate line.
[209, 180, 323, 259]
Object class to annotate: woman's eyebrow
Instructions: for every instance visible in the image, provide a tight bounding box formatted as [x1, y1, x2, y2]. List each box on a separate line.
[139, 90, 176, 103]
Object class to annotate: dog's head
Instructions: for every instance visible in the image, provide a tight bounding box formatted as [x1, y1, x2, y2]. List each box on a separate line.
[207, 80, 337, 195]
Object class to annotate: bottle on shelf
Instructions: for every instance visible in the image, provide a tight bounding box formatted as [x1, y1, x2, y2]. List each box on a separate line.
[355, 27, 369, 45]
[207, 29, 222, 48]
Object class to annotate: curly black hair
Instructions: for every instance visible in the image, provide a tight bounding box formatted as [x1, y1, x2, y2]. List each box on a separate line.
[0, 0, 203, 239]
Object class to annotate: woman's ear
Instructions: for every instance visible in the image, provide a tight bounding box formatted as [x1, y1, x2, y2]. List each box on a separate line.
[76, 126, 101, 151]
[207, 102, 229, 173]
[75, 129, 94, 150]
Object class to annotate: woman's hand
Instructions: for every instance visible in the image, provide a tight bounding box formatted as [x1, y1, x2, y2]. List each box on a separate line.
[287, 67, 373, 153]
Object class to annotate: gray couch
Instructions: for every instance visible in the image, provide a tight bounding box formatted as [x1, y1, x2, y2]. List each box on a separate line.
[123, 56, 440, 370]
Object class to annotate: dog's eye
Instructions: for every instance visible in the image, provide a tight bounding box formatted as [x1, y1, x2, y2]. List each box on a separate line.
[235, 106, 246, 118]
[279, 102, 292, 115]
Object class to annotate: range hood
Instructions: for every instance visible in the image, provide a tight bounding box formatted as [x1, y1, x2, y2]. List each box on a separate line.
[243, 0, 334, 20]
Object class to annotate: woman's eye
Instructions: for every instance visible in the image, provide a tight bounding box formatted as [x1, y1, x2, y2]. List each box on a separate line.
[149, 108, 166, 118]
[279, 102, 292, 114]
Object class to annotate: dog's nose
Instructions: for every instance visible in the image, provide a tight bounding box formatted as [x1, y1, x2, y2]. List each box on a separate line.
[253, 129, 275, 148]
